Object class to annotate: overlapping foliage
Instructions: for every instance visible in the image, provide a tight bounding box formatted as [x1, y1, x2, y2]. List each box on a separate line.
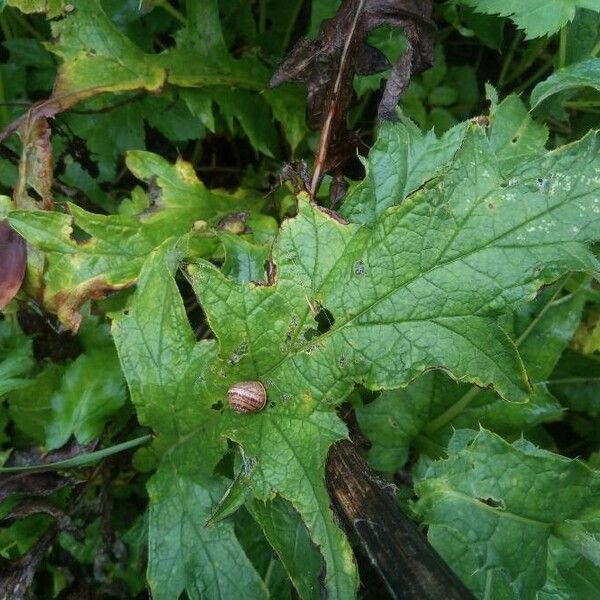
[1, 1, 600, 599]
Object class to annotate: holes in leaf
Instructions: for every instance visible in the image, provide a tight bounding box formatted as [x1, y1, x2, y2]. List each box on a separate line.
[303, 305, 334, 341]
[511, 136, 518, 144]
[477, 497, 505, 510]
[212, 400, 224, 411]
[315, 307, 334, 334]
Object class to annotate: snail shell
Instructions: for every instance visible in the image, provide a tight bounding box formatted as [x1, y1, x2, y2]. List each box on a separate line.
[227, 381, 267, 413]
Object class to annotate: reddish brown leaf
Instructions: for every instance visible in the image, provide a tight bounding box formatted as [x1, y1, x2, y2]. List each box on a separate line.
[0, 221, 27, 310]
[271, 0, 435, 196]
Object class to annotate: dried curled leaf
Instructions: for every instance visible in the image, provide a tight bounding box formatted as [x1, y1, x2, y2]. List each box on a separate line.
[0, 221, 27, 311]
[271, 0, 435, 194]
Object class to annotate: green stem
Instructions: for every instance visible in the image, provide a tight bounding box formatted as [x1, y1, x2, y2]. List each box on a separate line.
[154, 0, 186, 26]
[558, 25, 567, 69]
[498, 31, 523, 89]
[259, 0, 267, 34]
[0, 67, 7, 127]
[503, 41, 550, 87]
[0, 434, 152, 473]
[591, 39, 600, 57]
[422, 386, 482, 436]
[0, 14, 12, 40]
[513, 59, 553, 94]
[565, 101, 600, 109]
[414, 434, 446, 459]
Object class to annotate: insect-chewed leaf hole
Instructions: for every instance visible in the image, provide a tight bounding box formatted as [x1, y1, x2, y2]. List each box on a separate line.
[316, 306, 334, 334]
[477, 497, 505, 510]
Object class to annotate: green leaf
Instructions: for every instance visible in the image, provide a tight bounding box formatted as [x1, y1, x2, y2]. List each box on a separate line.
[458, 0, 600, 39]
[45, 346, 126, 450]
[414, 428, 600, 598]
[45, 0, 302, 154]
[540, 537, 600, 598]
[48, 0, 166, 103]
[565, 9, 600, 65]
[7, 363, 60, 443]
[112, 244, 267, 599]
[549, 349, 600, 411]
[220, 234, 269, 285]
[341, 118, 468, 224]
[248, 497, 322, 600]
[9, 151, 256, 330]
[0, 321, 33, 396]
[114, 112, 600, 599]
[356, 281, 586, 471]
[488, 94, 549, 174]
[530, 58, 600, 110]
[148, 458, 268, 600]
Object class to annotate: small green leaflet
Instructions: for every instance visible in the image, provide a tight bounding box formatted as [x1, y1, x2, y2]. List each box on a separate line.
[530, 58, 600, 110]
[414, 428, 600, 598]
[457, 0, 600, 39]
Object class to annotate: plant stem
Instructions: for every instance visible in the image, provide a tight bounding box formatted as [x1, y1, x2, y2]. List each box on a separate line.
[558, 25, 567, 69]
[259, 0, 267, 35]
[0, 13, 12, 40]
[0, 434, 152, 473]
[423, 386, 482, 436]
[498, 31, 523, 89]
[591, 38, 600, 57]
[154, 0, 186, 26]
[513, 59, 553, 94]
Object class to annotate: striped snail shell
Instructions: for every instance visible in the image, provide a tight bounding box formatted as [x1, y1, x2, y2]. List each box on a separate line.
[227, 381, 267, 414]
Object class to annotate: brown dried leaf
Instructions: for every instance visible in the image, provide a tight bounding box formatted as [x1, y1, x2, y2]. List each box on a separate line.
[271, 0, 435, 195]
[0, 528, 55, 600]
[0, 471, 75, 504]
[0, 221, 27, 310]
[14, 116, 54, 210]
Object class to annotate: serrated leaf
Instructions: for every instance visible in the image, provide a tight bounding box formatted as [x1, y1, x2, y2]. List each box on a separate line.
[414, 428, 600, 598]
[42, 0, 301, 154]
[458, 0, 600, 39]
[112, 244, 266, 599]
[115, 111, 600, 599]
[531, 58, 600, 110]
[248, 497, 322, 600]
[148, 458, 268, 600]
[9, 151, 257, 330]
[357, 281, 585, 471]
[341, 118, 468, 224]
[488, 94, 548, 174]
[45, 346, 126, 450]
